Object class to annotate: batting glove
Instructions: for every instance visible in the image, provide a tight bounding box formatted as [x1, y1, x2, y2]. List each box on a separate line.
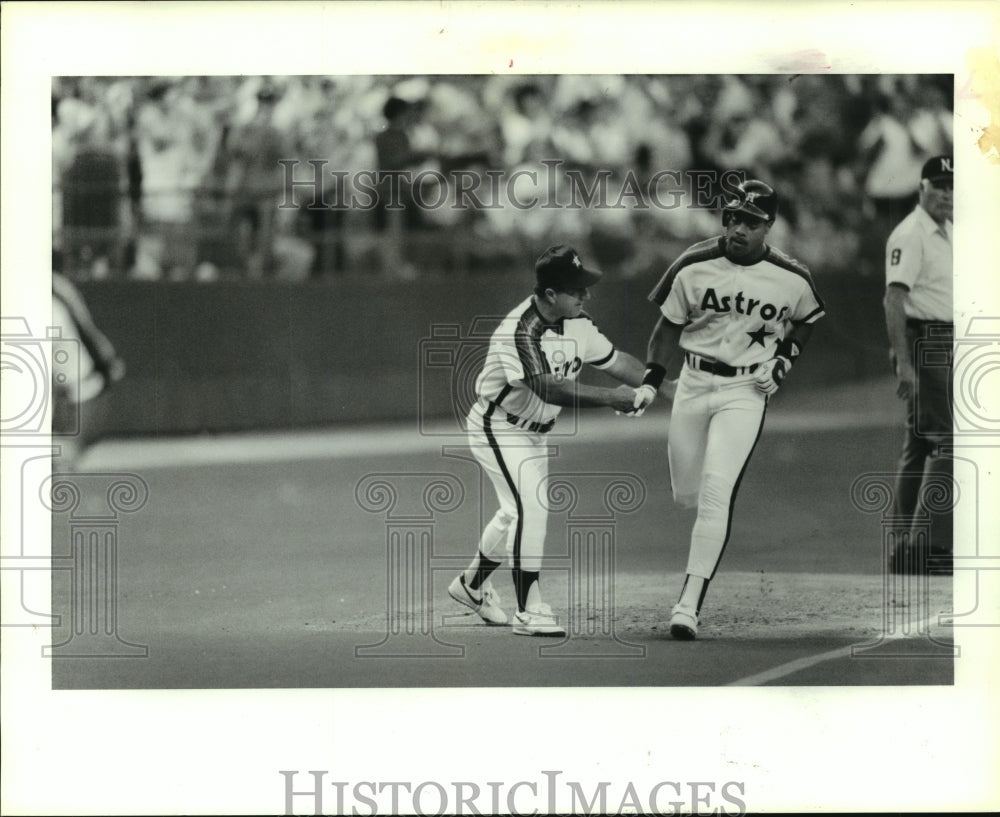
[753, 357, 788, 395]
[628, 384, 657, 417]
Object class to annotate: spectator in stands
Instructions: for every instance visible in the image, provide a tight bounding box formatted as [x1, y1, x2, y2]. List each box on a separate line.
[425, 78, 497, 168]
[859, 90, 927, 227]
[500, 82, 555, 166]
[224, 82, 289, 278]
[626, 79, 694, 176]
[373, 95, 435, 279]
[701, 77, 787, 181]
[132, 79, 201, 280]
[909, 80, 954, 159]
[55, 100, 123, 279]
[857, 88, 932, 275]
[49, 73, 953, 284]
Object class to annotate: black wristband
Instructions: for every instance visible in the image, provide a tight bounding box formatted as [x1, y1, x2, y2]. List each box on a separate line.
[775, 337, 801, 362]
[642, 362, 667, 390]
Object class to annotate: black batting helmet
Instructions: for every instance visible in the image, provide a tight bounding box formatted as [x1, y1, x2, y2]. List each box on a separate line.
[723, 179, 778, 225]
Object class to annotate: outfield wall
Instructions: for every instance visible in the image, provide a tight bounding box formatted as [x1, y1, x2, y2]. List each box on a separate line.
[78, 272, 889, 437]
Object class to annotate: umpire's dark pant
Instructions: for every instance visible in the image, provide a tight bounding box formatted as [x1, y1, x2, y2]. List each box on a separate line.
[893, 321, 953, 556]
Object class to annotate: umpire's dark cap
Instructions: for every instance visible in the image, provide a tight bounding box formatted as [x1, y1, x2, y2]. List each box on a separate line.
[535, 245, 602, 291]
[921, 155, 953, 183]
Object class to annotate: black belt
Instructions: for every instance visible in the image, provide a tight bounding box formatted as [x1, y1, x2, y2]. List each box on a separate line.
[489, 401, 555, 434]
[685, 352, 760, 377]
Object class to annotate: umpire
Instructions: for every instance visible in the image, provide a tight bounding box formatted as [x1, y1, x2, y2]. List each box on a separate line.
[883, 155, 953, 573]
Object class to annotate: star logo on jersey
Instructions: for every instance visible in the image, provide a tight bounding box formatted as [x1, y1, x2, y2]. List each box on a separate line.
[572, 254, 582, 268]
[746, 324, 774, 348]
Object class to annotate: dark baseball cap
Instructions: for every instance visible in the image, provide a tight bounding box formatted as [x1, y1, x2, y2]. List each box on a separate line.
[921, 155, 953, 183]
[535, 245, 602, 291]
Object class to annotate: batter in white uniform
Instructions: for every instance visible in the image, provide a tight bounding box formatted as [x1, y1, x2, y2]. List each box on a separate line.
[634, 180, 825, 640]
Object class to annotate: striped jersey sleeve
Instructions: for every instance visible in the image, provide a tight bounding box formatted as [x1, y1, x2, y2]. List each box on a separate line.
[648, 237, 725, 316]
[512, 305, 550, 378]
[765, 246, 825, 324]
[649, 237, 724, 325]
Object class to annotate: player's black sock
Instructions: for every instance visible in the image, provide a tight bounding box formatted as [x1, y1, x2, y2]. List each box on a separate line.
[696, 580, 710, 615]
[512, 568, 539, 612]
[468, 552, 502, 591]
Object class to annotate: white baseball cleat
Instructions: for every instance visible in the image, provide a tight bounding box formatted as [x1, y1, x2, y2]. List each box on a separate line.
[669, 604, 698, 641]
[512, 602, 566, 637]
[448, 574, 508, 625]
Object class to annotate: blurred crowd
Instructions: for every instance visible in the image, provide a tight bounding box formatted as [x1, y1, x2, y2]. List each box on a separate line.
[52, 73, 953, 282]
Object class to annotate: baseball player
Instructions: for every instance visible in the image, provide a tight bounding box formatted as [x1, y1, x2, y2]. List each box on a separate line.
[51, 272, 126, 468]
[634, 180, 825, 640]
[883, 155, 953, 574]
[449, 245, 646, 636]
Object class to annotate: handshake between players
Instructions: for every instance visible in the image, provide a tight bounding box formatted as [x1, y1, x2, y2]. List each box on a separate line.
[617, 380, 675, 418]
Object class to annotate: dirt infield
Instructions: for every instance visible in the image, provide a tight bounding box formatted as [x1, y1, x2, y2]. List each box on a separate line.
[47, 378, 959, 689]
[46, 568, 955, 688]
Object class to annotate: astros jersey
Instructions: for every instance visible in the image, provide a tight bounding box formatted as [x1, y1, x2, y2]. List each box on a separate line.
[649, 237, 825, 367]
[885, 204, 953, 322]
[473, 296, 618, 426]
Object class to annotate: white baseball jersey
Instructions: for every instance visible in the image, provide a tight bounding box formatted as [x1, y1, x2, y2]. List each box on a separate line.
[649, 237, 825, 367]
[472, 296, 618, 427]
[885, 204, 953, 322]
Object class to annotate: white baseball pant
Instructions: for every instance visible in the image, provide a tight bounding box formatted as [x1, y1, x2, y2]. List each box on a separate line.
[667, 365, 767, 579]
[467, 402, 553, 573]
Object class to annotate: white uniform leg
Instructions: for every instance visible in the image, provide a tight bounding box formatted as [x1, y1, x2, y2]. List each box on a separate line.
[686, 382, 766, 579]
[667, 369, 711, 508]
[477, 508, 516, 563]
[469, 422, 551, 574]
